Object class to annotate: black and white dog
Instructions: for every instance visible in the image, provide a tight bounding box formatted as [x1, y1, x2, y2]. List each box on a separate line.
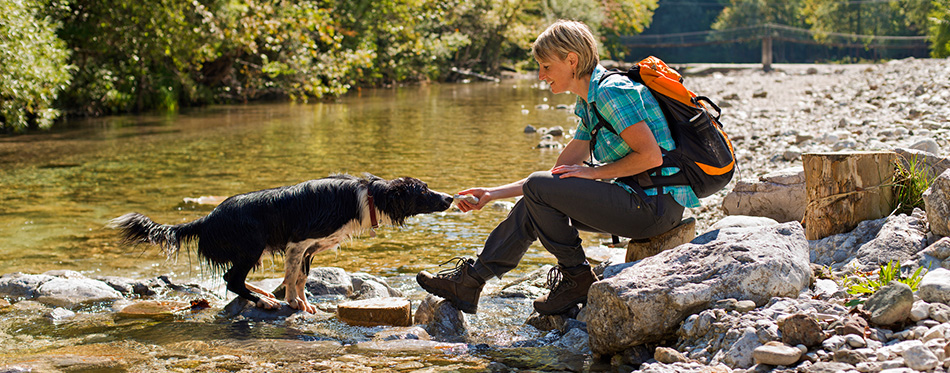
[110, 174, 453, 313]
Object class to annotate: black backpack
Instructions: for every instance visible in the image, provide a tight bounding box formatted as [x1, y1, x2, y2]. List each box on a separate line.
[588, 56, 736, 199]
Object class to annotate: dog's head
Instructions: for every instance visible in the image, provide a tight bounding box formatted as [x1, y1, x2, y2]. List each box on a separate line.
[368, 176, 453, 225]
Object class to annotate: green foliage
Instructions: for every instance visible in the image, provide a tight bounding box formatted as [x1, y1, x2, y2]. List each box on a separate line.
[930, 0, 950, 57]
[843, 261, 928, 300]
[892, 154, 937, 215]
[0, 0, 72, 132]
[714, 0, 807, 30]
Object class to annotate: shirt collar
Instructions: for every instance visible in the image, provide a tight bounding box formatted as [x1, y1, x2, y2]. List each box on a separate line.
[586, 64, 607, 104]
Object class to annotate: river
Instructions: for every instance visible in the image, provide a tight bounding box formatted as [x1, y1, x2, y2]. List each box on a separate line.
[0, 79, 608, 371]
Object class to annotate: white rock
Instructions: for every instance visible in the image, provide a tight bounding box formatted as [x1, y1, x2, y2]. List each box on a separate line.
[918, 268, 950, 304]
[903, 344, 940, 371]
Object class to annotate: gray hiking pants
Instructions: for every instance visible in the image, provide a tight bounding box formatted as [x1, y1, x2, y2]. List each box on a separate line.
[471, 171, 685, 280]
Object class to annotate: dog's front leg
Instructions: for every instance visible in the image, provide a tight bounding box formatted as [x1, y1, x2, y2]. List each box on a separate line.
[284, 244, 317, 313]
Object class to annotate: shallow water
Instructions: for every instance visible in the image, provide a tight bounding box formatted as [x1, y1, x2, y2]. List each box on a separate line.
[0, 80, 611, 369]
[0, 80, 589, 282]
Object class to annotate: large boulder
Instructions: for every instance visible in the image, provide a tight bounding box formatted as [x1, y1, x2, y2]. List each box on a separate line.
[587, 222, 811, 355]
[923, 168, 950, 237]
[721, 167, 806, 223]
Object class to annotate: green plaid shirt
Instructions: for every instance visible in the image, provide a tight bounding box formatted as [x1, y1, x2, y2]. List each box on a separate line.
[573, 65, 701, 208]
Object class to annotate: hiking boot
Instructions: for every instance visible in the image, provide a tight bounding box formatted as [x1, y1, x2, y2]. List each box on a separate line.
[533, 264, 597, 315]
[416, 257, 485, 314]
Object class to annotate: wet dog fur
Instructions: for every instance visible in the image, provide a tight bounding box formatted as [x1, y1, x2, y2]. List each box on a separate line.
[110, 174, 453, 312]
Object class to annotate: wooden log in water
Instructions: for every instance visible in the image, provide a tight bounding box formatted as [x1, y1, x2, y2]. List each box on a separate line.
[802, 151, 897, 240]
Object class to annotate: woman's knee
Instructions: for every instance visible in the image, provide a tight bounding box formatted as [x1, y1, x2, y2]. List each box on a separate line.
[522, 171, 556, 197]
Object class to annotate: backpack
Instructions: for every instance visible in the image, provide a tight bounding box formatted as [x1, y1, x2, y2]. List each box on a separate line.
[589, 56, 736, 198]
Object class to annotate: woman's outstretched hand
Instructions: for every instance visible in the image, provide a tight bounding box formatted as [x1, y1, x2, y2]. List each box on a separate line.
[455, 188, 491, 212]
[551, 164, 597, 179]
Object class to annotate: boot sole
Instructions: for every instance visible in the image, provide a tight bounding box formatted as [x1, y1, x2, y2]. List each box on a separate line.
[416, 273, 478, 314]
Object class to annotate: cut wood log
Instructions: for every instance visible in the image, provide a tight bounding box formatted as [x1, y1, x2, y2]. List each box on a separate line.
[802, 152, 897, 240]
[337, 297, 412, 327]
[625, 217, 696, 262]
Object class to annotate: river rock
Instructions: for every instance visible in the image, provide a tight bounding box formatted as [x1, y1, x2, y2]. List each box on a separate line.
[336, 297, 411, 327]
[709, 215, 778, 230]
[809, 218, 885, 268]
[849, 209, 929, 270]
[116, 300, 189, 319]
[413, 294, 468, 341]
[753, 341, 801, 366]
[587, 222, 811, 355]
[552, 328, 591, 355]
[864, 281, 914, 326]
[924, 168, 950, 237]
[35, 277, 123, 308]
[654, 347, 689, 364]
[350, 272, 403, 299]
[721, 167, 805, 223]
[306, 267, 354, 297]
[780, 313, 825, 347]
[917, 268, 950, 304]
[222, 297, 307, 320]
[902, 344, 940, 370]
[0, 273, 56, 299]
[372, 326, 430, 341]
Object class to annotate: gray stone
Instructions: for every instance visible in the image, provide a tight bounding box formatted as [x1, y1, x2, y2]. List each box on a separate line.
[924, 168, 950, 237]
[722, 167, 806, 223]
[34, 278, 122, 308]
[930, 302, 950, 322]
[222, 297, 308, 320]
[902, 344, 940, 370]
[918, 268, 950, 304]
[413, 294, 468, 342]
[552, 328, 591, 355]
[800, 361, 855, 373]
[864, 281, 914, 326]
[306, 267, 354, 297]
[809, 218, 885, 268]
[588, 222, 811, 355]
[710, 216, 779, 231]
[910, 300, 930, 322]
[753, 341, 801, 366]
[852, 210, 929, 271]
[0, 273, 55, 299]
[372, 326, 430, 341]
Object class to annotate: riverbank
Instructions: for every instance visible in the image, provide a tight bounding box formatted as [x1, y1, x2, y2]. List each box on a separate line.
[0, 57, 948, 372]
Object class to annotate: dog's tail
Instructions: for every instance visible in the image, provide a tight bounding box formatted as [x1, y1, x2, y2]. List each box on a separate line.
[108, 213, 203, 257]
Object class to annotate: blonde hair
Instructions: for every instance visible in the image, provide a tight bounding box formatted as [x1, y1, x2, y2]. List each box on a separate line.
[531, 20, 599, 76]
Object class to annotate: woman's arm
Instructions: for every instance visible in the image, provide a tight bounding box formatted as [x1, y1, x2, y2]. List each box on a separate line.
[552, 120, 662, 180]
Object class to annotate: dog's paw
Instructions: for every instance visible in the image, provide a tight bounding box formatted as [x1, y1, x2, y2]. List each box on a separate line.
[287, 298, 317, 314]
[256, 297, 281, 310]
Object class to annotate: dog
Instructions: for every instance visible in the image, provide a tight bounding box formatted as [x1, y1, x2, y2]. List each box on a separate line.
[110, 174, 453, 313]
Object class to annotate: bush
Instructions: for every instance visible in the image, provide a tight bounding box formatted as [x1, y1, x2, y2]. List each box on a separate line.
[0, 0, 72, 132]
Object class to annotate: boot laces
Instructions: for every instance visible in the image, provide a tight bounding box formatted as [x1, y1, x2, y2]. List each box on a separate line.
[436, 257, 473, 280]
[544, 266, 576, 296]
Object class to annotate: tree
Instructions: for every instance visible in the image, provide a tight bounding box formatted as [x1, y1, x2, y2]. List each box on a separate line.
[0, 0, 72, 132]
[930, 0, 950, 57]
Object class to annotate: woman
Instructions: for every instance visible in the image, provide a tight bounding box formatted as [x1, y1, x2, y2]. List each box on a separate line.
[417, 19, 700, 316]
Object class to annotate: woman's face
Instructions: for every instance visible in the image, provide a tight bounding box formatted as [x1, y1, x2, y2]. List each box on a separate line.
[537, 53, 575, 94]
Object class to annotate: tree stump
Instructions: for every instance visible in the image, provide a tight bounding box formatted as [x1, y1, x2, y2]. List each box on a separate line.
[802, 152, 896, 240]
[625, 217, 696, 262]
[337, 297, 411, 327]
